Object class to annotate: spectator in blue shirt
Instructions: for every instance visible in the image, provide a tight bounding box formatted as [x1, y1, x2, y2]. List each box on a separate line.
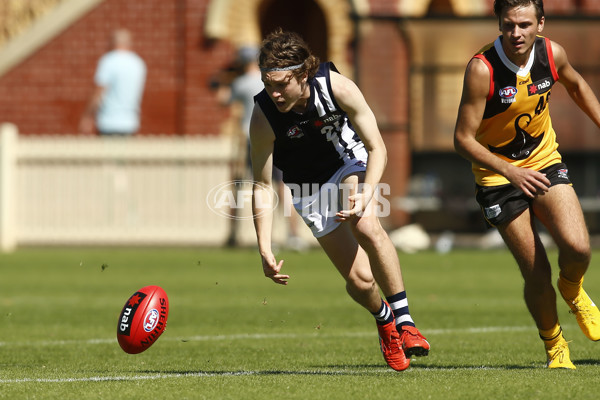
[79, 29, 146, 136]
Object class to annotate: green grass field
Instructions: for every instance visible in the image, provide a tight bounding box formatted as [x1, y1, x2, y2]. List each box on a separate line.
[1, 247, 600, 399]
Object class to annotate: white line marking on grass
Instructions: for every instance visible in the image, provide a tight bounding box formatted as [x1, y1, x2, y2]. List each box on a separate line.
[0, 369, 394, 384]
[0, 325, 538, 348]
[0, 366, 519, 384]
[0, 338, 116, 347]
[0, 326, 544, 384]
[0, 371, 259, 383]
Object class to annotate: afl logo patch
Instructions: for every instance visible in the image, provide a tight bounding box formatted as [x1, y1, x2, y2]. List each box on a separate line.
[286, 125, 304, 139]
[499, 86, 517, 99]
[143, 309, 159, 332]
[499, 86, 517, 104]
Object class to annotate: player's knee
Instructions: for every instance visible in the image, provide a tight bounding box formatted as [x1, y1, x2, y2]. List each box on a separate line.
[561, 241, 591, 266]
[345, 272, 376, 296]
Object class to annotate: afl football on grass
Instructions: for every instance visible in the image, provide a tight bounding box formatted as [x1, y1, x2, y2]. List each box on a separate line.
[117, 285, 169, 354]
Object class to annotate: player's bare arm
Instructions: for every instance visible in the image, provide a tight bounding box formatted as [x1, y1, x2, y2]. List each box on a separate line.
[249, 104, 289, 285]
[552, 41, 600, 129]
[453, 57, 550, 197]
[329, 71, 387, 219]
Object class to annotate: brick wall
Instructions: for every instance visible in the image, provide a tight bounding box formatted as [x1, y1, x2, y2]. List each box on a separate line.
[358, 19, 412, 226]
[0, 0, 232, 136]
[2, 0, 599, 136]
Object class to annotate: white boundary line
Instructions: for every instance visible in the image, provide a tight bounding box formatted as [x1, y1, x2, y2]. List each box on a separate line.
[1, 370, 375, 384]
[0, 366, 515, 384]
[0, 325, 542, 384]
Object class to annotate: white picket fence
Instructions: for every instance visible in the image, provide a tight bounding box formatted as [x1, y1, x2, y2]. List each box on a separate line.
[0, 123, 290, 252]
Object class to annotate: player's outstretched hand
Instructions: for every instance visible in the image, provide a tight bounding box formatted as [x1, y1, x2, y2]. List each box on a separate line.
[261, 253, 289, 285]
[336, 191, 371, 222]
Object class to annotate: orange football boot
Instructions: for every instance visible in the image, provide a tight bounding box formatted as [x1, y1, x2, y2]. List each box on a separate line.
[399, 325, 430, 357]
[377, 320, 410, 371]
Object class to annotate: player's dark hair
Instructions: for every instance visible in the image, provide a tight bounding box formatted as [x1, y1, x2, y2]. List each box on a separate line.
[258, 28, 320, 82]
[493, 0, 545, 24]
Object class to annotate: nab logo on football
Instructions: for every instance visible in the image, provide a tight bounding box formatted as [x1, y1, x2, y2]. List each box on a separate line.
[118, 292, 147, 336]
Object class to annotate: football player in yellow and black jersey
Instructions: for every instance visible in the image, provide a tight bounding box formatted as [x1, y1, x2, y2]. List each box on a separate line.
[454, 0, 600, 369]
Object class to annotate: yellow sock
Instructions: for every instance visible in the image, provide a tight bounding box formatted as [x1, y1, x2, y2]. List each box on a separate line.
[558, 272, 583, 301]
[539, 323, 563, 349]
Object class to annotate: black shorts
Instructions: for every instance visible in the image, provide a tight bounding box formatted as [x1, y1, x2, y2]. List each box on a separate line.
[475, 162, 572, 227]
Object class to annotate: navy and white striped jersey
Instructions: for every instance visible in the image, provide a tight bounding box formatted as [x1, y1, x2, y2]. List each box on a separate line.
[254, 62, 367, 188]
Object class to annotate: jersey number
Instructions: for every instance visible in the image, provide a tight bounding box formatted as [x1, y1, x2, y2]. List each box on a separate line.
[535, 92, 551, 115]
[320, 120, 342, 142]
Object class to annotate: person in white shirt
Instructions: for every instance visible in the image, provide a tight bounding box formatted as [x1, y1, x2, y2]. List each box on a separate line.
[79, 29, 146, 136]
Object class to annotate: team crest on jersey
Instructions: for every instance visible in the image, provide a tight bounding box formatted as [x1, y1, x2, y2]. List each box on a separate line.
[499, 86, 517, 104]
[286, 125, 304, 139]
[527, 78, 552, 96]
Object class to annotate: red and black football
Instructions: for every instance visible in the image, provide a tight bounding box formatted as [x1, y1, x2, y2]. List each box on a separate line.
[117, 285, 169, 354]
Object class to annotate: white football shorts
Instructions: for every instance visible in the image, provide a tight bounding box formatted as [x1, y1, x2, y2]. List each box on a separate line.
[290, 160, 367, 238]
